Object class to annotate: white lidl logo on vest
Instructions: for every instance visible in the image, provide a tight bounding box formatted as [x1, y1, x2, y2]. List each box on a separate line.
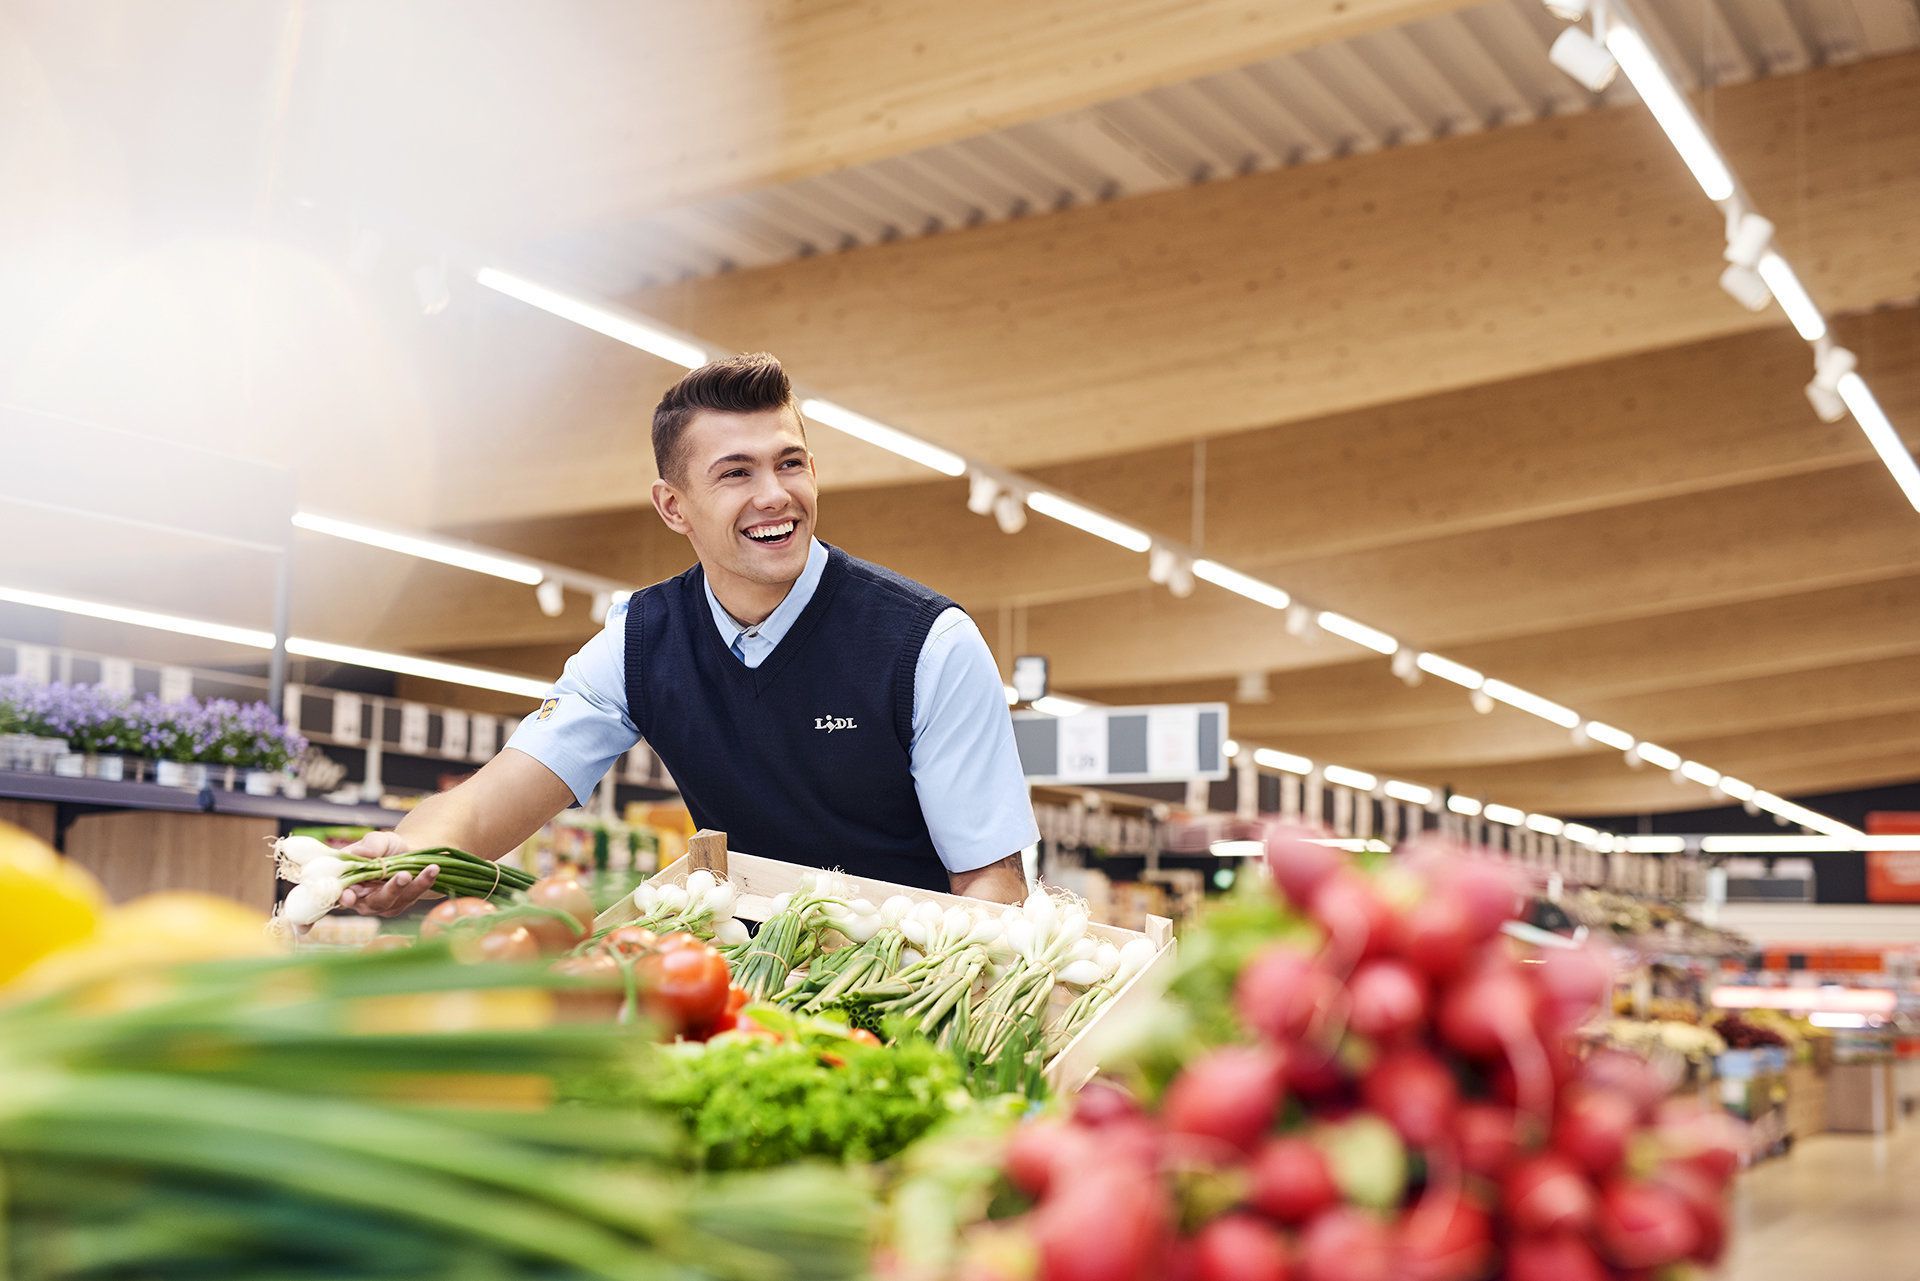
[814, 716, 858, 733]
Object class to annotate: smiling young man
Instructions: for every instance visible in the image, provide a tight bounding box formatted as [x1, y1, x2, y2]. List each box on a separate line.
[340, 353, 1037, 914]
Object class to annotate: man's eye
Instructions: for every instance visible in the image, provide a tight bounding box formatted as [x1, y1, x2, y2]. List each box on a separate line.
[722, 469, 747, 480]
[781, 459, 804, 469]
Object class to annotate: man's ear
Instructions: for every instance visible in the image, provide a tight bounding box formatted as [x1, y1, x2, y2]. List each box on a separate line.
[651, 478, 692, 535]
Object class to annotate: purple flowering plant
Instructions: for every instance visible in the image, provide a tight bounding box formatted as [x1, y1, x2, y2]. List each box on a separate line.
[0, 678, 306, 770]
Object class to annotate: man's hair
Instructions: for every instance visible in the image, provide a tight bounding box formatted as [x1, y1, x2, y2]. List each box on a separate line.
[651, 352, 803, 484]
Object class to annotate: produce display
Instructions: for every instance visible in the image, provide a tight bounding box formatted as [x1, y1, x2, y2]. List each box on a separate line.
[901, 832, 1747, 1281]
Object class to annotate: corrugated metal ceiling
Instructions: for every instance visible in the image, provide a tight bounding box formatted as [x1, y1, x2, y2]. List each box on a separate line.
[524, 0, 1920, 290]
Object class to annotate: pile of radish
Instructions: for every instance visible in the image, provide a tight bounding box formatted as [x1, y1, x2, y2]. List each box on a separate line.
[978, 830, 1744, 1281]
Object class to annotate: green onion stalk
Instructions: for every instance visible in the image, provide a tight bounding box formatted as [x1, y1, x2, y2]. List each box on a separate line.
[729, 877, 846, 1001]
[271, 835, 534, 928]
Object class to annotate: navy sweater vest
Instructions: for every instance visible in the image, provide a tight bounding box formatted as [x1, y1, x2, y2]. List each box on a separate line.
[624, 544, 959, 890]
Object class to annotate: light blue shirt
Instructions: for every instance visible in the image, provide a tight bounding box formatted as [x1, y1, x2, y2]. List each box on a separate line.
[506, 539, 1039, 875]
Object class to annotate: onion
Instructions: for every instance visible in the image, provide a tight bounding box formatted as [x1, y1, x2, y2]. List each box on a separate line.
[1360, 1047, 1459, 1149]
[280, 881, 336, 926]
[631, 883, 660, 913]
[273, 835, 337, 868]
[1058, 958, 1105, 988]
[421, 896, 498, 940]
[683, 868, 717, 898]
[714, 918, 750, 946]
[295, 855, 350, 885]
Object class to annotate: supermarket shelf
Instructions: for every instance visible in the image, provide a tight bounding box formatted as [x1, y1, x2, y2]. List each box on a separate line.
[0, 769, 405, 837]
[207, 789, 404, 829]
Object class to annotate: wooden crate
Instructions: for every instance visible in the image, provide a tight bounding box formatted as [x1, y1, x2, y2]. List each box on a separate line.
[593, 830, 1177, 1092]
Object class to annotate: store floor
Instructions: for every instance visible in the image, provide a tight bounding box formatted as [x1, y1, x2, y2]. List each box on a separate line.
[1723, 1127, 1920, 1280]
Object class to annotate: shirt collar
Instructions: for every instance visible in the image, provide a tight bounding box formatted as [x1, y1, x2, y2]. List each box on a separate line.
[704, 537, 828, 652]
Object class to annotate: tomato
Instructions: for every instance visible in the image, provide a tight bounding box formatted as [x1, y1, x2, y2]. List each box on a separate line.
[597, 925, 660, 959]
[420, 897, 497, 940]
[457, 924, 538, 964]
[652, 930, 704, 954]
[848, 1028, 882, 1047]
[551, 952, 624, 1022]
[524, 876, 596, 953]
[636, 942, 731, 1034]
[724, 985, 751, 1017]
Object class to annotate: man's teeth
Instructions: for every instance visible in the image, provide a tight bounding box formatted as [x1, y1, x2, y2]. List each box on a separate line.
[746, 520, 795, 542]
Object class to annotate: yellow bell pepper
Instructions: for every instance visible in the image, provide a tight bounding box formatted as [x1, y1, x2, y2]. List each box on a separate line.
[0, 821, 104, 987]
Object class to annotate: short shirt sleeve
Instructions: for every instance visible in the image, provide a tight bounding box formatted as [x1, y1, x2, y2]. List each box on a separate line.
[909, 608, 1040, 874]
[503, 597, 641, 806]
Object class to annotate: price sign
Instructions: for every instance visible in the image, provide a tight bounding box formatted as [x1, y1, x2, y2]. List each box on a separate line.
[399, 704, 430, 753]
[469, 714, 498, 762]
[159, 666, 193, 703]
[332, 693, 363, 745]
[1058, 713, 1109, 782]
[14, 645, 51, 684]
[99, 658, 135, 694]
[440, 710, 469, 759]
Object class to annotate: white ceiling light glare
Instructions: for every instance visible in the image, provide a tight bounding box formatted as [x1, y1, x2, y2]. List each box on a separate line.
[1805, 344, 1856, 422]
[1148, 545, 1195, 598]
[1029, 694, 1091, 717]
[1383, 779, 1435, 805]
[800, 398, 968, 478]
[1603, 23, 1735, 201]
[534, 578, 566, 619]
[292, 512, 545, 586]
[1483, 803, 1526, 826]
[1415, 652, 1484, 689]
[1562, 822, 1601, 845]
[1253, 747, 1314, 775]
[287, 638, 551, 699]
[1621, 835, 1686, 854]
[1543, 0, 1590, 20]
[1446, 794, 1484, 816]
[1632, 741, 1682, 770]
[1717, 776, 1756, 801]
[1526, 814, 1566, 835]
[1211, 840, 1267, 858]
[1223, 738, 1241, 758]
[966, 472, 1029, 534]
[474, 268, 709, 369]
[1679, 760, 1723, 788]
[1836, 372, 1920, 514]
[1321, 764, 1379, 791]
[1390, 648, 1423, 687]
[1752, 791, 1862, 839]
[1469, 688, 1496, 715]
[1755, 253, 1828, 342]
[1023, 491, 1152, 553]
[0, 584, 277, 650]
[1315, 610, 1399, 655]
[1192, 560, 1292, 611]
[1548, 25, 1618, 92]
[1717, 212, 1774, 313]
[1582, 720, 1637, 751]
[1480, 679, 1581, 729]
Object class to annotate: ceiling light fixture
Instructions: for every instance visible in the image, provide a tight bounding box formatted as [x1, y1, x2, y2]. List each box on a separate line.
[800, 398, 968, 477]
[1526, 814, 1565, 835]
[1023, 492, 1152, 553]
[1480, 679, 1581, 728]
[1582, 721, 1637, 751]
[474, 268, 709, 368]
[1548, 26, 1618, 92]
[1322, 764, 1378, 791]
[1603, 25, 1734, 201]
[1415, 652, 1484, 688]
[1755, 253, 1827, 342]
[1447, 795, 1483, 816]
[1679, 760, 1723, 788]
[1633, 742, 1682, 771]
[1315, 611, 1399, 655]
[1836, 373, 1920, 514]
[1383, 780, 1434, 805]
[1029, 695, 1091, 717]
[1483, 803, 1525, 826]
[292, 512, 545, 585]
[1192, 559, 1291, 610]
[1253, 747, 1314, 774]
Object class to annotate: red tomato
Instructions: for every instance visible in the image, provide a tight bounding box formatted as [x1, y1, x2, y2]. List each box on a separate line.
[420, 897, 497, 940]
[652, 930, 704, 954]
[724, 985, 751, 1017]
[597, 925, 660, 959]
[848, 1028, 882, 1047]
[637, 942, 732, 1034]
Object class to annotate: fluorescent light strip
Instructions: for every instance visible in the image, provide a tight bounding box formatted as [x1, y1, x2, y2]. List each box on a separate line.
[292, 512, 544, 586]
[1023, 492, 1152, 553]
[1192, 559, 1291, 610]
[1415, 652, 1483, 688]
[1699, 835, 1856, 854]
[1718, 776, 1756, 801]
[1621, 835, 1687, 854]
[0, 584, 552, 699]
[1483, 803, 1525, 826]
[1562, 823, 1600, 845]
[1210, 840, 1266, 858]
[1603, 25, 1735, 201]
[1310, 838, 1392, 853]
[1447, 795, 1483, 816]
[1383, 780, 1434, 806]
[1253, 747, 1314, 775]
[1029, 695, 1090, 717]
[1835, 373, 1920, 514]
[1634, 742, 1683, 770]
[1680, 760, 1723, 788]
[474, 268, 709, 368]
[1315, 611, 1398, 655]
[286, 638, 551, 699]
[1810, 1012, 1870, 1030]
[1480, 679, 1581, 729]
[1711, 986, 1896, 1015]
[1583, 721, 1637, 751]
[1526, 814, 1565, 835]
[798, 397, 968, 478]
[1752, 791, 1862, 839]
[1754, 253, 1827, 342]
[1321, 764, 1378, 791]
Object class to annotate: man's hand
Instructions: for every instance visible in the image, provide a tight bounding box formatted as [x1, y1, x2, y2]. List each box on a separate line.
[337, 830, 440, 917]
[949, 853, 1029, 905]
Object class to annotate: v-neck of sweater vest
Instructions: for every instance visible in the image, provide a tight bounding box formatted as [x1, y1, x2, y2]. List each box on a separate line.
[694, 545, 849, 698]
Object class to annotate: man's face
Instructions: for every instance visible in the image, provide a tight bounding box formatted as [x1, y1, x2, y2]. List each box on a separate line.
[652, 406, 818, 589]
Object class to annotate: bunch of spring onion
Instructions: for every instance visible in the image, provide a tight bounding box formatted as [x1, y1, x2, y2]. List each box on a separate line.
[619, 869, 748, 947]
[1047, 935, 1162, 1053]
[270, 835, 533, 928]
[967, 891, 1094, 1064]
[877, 902, 1007, 1050]
[775, 894, 914, 1013]
[730, 873, 851, 1000]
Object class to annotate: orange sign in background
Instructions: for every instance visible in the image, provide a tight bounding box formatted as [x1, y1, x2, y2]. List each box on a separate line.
[1866, 812, 1920, 904]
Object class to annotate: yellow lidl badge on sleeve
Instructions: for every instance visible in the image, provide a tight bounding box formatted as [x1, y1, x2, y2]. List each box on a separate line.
[537, 698, 559, 721]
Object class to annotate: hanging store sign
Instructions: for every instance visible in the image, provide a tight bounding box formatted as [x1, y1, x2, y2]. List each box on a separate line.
[1011, 702, 1229, 784]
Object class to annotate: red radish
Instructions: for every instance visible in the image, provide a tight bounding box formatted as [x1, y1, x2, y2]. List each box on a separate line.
[1092, 1117, 1164, 1172]
[1501, 1154, 1596, 1235]
[1435, 959, 1536, 1059]
[1396, 1186, 1495, 1281]
[1534, 944, 1612, 1032]
[1162, 1045, 1286, 1153]
[1578, 1049, 1671, 1120]
[1445, 858, 1524, 939]
[1453, 1103, 1524, 1177]
[1654, 1100, 1746, 1189]
[1650, 1162, 1729, 1265]
[1310, 870, 1400, 970]
[1073, 1080, 1142, 1129]
[1263, 825, 1344, 906]
[1235, 945, 1342, 1044]
[1005, 1121, 1094, 1198]
[1034, 1163, 1170, 1281]
[1248, 1137, 1338, 1224]
[1505, 1233, 1607, 1281]
[1553, 1086, 1638, 1177]
[1285, 1042, 1349, 1104]
[1191, 1214, 1291, 1281]
[1361, 1048, 1459, 1148]
[1396, 892, 1477, 981]
[1298, 1209, 1394, 1281]
[1346, 959, 1428, 1042]
[1595, 1177, 1701, 1270]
